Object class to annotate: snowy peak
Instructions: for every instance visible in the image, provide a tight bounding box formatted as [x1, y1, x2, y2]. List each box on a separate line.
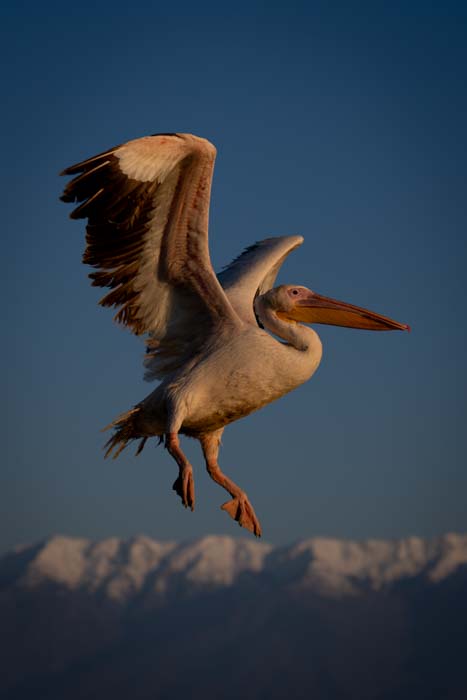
[2, 533, 466, 602]
[20, 535, 176, 601]
[10, 534, 272, 601]
[266, 533, 467, 595]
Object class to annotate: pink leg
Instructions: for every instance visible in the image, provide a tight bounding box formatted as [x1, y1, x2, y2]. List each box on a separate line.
[165, 433, 195, 511]
[199, 430, 262, 537]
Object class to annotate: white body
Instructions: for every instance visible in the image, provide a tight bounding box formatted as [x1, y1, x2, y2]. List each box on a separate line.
[138, 322, 323, 436]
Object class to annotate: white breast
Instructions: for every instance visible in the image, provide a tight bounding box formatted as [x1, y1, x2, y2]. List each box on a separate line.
[180, 326, 323, 432]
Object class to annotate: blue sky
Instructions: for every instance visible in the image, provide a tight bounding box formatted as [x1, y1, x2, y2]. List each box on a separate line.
[3, 1, 466, 552]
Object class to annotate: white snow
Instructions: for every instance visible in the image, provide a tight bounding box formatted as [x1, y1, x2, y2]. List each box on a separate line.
[11, 532, 467, 601]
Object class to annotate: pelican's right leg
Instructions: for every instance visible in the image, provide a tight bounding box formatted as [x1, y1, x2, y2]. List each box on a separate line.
[165, 432, 195, 511]
[163, 400, 195, 510]
[199, 429, 262, 537]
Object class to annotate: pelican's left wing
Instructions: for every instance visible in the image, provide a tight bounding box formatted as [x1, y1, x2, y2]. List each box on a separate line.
[61, 133, 241, 379]
[218, 235, 304, 324]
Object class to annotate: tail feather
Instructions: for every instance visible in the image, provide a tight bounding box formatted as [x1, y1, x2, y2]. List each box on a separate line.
[135, 437, 148, 456]
[103, 407, 148, 459]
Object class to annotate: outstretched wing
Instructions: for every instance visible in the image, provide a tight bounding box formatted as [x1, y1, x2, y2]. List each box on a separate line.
[61, 133, 241, 379]
[218, 235, 304, 324]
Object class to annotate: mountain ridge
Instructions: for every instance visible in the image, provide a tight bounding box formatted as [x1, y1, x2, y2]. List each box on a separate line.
[2, 533, 467, 700]
[3, 532, 466, 602]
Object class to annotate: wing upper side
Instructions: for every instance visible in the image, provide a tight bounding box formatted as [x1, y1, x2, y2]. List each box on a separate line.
[61, 133, 242, 379]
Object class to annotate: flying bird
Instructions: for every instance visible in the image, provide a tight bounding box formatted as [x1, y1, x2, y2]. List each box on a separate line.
[61, 133, 409, 537]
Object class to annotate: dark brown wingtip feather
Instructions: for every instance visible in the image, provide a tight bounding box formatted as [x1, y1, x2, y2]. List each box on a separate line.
[60, 160, 113, 203]
[60, 144, 121, 177]
[68, 188, 106, 219]
[60, 137, 175, 336]
[59, 166, 74, 177]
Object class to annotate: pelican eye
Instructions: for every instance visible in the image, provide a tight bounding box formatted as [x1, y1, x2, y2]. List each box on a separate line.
[291, 289, 299, 295]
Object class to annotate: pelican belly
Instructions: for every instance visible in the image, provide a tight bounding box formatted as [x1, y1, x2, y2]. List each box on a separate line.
[180, 326, 322, 434]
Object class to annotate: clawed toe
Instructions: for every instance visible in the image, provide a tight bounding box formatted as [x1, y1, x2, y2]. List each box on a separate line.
[221, 496, 262, 537]
[172, 467, 195, 511]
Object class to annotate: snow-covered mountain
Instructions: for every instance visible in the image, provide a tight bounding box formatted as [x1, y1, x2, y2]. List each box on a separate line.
[2, 534, 467, 700]
[4, 532, 467, 601]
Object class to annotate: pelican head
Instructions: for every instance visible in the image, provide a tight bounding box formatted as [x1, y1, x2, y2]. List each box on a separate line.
[258, 284, 410, 332]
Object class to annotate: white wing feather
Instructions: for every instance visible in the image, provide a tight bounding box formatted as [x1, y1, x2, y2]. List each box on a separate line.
[219, 236, 304, 324]
[61, 133, 241, 380]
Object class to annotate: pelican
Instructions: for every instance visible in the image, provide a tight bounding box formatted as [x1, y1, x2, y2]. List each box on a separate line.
[61, 133, 409, 537]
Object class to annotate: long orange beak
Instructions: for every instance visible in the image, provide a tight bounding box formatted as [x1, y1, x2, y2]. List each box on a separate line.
[284, 291, 410, 331]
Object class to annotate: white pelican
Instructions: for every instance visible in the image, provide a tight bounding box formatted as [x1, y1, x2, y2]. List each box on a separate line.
[61, 133, 409, 537]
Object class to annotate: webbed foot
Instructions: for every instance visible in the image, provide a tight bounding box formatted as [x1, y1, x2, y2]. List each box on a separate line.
[172, 465, 195, 511]
[221, 495, 262, 537]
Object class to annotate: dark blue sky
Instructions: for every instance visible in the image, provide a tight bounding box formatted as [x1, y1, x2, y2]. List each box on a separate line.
[3, 1, 466, 552]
